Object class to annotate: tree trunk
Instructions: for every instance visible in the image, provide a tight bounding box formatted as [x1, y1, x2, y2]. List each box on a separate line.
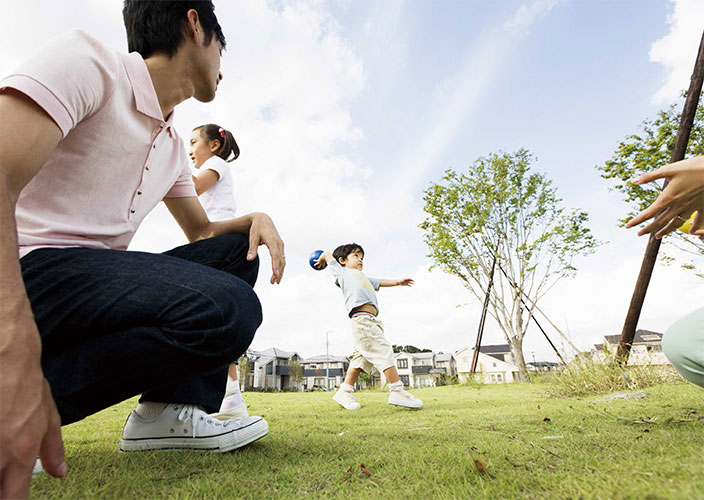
[509, 336, 531, 383]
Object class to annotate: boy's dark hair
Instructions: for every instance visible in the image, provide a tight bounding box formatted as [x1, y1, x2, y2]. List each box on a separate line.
[333, 243, 364, 264]
[193, 124, 240, 162]
[123, 1, 226, 59]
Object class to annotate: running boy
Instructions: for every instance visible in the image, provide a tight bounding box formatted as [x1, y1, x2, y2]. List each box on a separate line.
[315, 244, 423, 410]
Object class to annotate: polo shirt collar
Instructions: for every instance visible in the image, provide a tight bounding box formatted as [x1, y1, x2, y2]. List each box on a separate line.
[122, 51, 169, 125]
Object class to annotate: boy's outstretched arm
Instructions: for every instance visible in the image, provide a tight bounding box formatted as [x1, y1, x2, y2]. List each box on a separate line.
[379, 278, 414, 287]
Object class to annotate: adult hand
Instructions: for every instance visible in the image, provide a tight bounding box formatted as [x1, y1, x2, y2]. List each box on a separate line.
[246, 212, 286, 284]
[0, 313, 66, 500]
[625, 156, 704, 238]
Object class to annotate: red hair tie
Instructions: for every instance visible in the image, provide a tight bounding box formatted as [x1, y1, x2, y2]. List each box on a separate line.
[218, 127, 226, 138]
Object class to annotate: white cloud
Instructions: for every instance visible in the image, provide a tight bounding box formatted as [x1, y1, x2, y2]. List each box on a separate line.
[504, 0, 563, 33]
[650, 0, 704, 104]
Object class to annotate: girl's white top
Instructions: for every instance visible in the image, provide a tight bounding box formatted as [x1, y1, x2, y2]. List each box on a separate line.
[198, 155, 237, 221]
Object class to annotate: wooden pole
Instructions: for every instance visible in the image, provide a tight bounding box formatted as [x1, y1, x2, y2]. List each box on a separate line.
[470, 254, 497, 375]
[616, 29, 704, 364]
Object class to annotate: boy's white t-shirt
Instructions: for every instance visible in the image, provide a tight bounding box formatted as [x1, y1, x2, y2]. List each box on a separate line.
[198, 155, 237, 221]
[327, 259, 381, 316]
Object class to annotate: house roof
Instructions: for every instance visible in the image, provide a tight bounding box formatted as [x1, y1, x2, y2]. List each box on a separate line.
[255, 347, 299, 359]
[603, 330, 662, 346]
[528, 361, 559, 367]
[436, 353, 454, 362]
[301, 355, 349, 363]
[479, 344, 511, 354]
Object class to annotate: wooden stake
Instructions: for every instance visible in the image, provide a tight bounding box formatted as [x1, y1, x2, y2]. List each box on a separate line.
[616, 29, 704, 364]
[470, 254, 497, 375]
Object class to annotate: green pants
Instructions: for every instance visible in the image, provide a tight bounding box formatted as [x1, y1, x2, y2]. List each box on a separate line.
[662, 307, 704, 389]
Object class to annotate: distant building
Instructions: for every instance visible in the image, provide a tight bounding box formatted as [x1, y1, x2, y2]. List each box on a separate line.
[592, 330, 668, 366]
[527, 361, 559, 372]
[455, 345, 520, 384]
[300, 355, 349, 391]
[245, 348, 303, 391]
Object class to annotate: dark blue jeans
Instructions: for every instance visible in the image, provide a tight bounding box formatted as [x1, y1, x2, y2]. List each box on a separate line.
[20, 234, 261, 425]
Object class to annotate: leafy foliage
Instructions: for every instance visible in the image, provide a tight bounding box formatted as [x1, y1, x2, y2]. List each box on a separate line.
[598, 97, 704, 276]
[392, 344, 433, 353]
[420, 150, 599, 381]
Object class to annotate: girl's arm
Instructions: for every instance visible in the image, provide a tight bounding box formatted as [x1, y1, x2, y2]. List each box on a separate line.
[379, 278, 414, 287]
[192, 169, 220, 196]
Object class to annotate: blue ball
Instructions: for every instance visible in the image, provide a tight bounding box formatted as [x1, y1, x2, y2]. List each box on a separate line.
[309, 249, 326, 270]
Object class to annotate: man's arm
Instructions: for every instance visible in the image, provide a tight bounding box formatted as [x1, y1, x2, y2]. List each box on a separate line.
[0, 89, 67, 499]
[163, 196, 285, 284]
[379, 278, 414, 287]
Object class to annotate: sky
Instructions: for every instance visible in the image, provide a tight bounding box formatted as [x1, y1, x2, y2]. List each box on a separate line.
[2, 0, 703, 363]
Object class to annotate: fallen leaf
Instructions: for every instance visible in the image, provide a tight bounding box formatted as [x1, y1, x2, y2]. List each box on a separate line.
[474, 459, 488, 474]
[347, 466, 355, 474]
[271, 467, 279, 472]
[360, 464, 372, 476]
[542, 417, 551, 422]
[488, 424, 495, 431]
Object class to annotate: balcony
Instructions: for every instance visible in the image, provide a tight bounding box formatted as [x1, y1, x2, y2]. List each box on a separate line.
[412, 365, 431, 374]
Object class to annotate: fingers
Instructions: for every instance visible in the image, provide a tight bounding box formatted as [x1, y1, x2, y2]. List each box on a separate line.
[626, 201, 664, 229]
[247, 231, 260, 261]
[269, 249, 285, 285]
[1, 462, 33, 500]
[690, 211, 703, 234]
[38, 384, 66, 480]
[630, 165, 669, 185]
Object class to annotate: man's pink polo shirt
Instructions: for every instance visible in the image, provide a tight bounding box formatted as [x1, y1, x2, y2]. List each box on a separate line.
[0, 30, 197, 258]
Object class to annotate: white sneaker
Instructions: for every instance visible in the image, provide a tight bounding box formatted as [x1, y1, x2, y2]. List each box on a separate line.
[388, 389, 423, 409]
[333, 390, 361, 410]
[119, 404, 268, 452]
[211, 401, 249, 421]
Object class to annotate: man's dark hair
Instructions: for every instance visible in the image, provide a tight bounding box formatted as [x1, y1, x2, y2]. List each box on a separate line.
[333, 243, 364, 264]
[123, 1, 226, 59]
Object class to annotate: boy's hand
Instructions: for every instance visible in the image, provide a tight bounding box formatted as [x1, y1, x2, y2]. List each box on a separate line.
[314, 251, 333, 269]
[398, 278, 414, 287]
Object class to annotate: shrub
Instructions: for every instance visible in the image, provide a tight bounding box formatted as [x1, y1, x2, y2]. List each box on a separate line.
[546, 357, 681, 397]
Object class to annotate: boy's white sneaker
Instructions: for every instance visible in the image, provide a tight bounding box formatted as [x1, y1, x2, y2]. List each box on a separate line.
[388, 389, 423, 409]
[119, 403, 268, 452]
[333, 390, 361, 410]
[211, 401, 249, 421]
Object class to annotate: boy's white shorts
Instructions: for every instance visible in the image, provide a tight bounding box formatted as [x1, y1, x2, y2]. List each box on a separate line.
[349, 315, 395, 374]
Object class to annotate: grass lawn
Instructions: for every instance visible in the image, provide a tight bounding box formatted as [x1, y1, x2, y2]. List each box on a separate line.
[31, 382, 704, 499]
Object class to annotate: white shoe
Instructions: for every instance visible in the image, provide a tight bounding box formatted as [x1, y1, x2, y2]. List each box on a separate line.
[211, 401, 249, 421]
[389, 389, 423, 409]
[333, 390, 361, 410]
[119, 404, 268, 452]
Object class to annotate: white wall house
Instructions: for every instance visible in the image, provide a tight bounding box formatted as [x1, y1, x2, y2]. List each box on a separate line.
[455, 345, 520, 384]
[593, 330, 669, 366]
[247, 348, 303, 390]
[301, 355, 349, 390]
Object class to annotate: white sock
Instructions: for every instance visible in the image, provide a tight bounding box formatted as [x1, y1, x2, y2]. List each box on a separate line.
[340, 383, 355, 393]
[388, 381, 404, 392]
[220, 375, 244, 410]
[225, 375, 241, 397]
[135, 401, 168, 419]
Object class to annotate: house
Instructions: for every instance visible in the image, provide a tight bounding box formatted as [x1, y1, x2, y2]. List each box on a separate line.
[593, 330, 668, 366]
[300, 355, 349, 391]
[455, 345, 520, 384]
[244, 348, 303, 391]
[434, 352, 457, 381]
[384, 351, 437, 388]
[528, 361, 559, 372]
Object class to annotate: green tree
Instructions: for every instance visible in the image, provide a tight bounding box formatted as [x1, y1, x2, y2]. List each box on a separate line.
[290, 361, 303, 390]
[238, 357, 252, 390]
[420, 149, 599, 382]
[598, 97, 704, 277]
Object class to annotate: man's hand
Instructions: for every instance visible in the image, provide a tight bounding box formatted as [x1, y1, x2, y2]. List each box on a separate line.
[626, 156, 704, 238]
[247, 213, 285, 284]
[0, 307, 66, 499]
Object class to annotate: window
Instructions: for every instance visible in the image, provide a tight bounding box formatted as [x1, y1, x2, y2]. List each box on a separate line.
[397, 359, 408, 369]
[400, 375, 410, 386]
[314, 378, 324, 386]
[496, 373, 503, 382]
[492, 362, 497, 367]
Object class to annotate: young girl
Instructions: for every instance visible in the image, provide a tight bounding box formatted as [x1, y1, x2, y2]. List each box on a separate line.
[189, 123, 247, 420]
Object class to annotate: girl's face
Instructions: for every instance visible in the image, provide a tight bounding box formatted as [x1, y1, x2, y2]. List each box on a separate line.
[189, 129, 219, 168]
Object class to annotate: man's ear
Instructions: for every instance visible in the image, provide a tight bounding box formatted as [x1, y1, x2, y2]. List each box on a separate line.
[185, 9, 202, 43]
